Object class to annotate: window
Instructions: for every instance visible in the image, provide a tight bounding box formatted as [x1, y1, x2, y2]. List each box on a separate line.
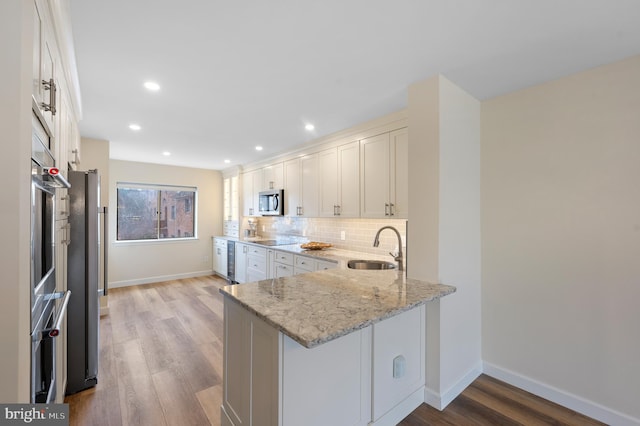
[117, 183, 197, 241]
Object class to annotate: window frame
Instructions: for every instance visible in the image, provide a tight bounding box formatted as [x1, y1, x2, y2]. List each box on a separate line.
[116, 182, 198, 243]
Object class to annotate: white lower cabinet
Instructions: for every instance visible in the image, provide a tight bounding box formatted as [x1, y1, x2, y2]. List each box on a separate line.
[221, 298, 425, 426]
[234, 243, 247, 283]
[213, 238, 228, 277]
[246, 245, 267, 282]
[372, 306, 426, 424]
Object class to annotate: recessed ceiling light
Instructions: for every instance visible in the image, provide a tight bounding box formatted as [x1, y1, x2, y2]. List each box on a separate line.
[255, 146, 263, 151]
[144, 81, 160, 91]
[224, 159, 231, 164]
[305, 123, 315, 131]
[162, 151, 171, 156]
[129, 124, 141, 131]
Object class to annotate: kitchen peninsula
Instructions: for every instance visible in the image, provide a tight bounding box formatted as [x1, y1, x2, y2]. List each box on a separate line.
[219, 268, 455, 426]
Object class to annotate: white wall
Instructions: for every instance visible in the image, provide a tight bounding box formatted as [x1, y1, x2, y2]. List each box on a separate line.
[482, 55, 640, 424]
[0, 0, 34, 402]
[408, 75, 482, 408]
[108, 160, 223, 287]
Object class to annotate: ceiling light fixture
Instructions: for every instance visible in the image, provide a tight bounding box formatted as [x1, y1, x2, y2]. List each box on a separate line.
[162, 151, 171, 156]
[224, 159, 231, 164]
[144, 81, 160, 91]
[129, 124, 141, 131]
[305, 123, 315, 131]
[255, 146, 263, 151]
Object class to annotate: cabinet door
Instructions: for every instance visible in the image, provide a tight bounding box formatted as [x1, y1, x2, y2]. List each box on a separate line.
[318, 148, 338, 217]
[230, 176, 239, 221]
[300, 154, 319, 217]
[223, 178, 231, 221]
[390, 128, 408, 219]
[214, 239, 227, 276]
[32, 0, 43, 106]
[338, 141, 360, 217]
[360, 133, 390, 218]
[372, 306, 425, 421]
[273, 262, 294, 278]
[223, 299, 252, 426]
[284, 158, 300, 216]
[242, 171, 256, 216]
[263, 162, 283, 191]
[235, 243, 247, 283]
[40, 25, 56, 133]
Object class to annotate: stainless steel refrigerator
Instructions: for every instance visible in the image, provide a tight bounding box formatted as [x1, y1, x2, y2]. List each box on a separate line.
[66, 169, 108, 395]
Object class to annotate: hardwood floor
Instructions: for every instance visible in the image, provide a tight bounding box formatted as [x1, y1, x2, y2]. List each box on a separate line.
[65, 276, 605, 426]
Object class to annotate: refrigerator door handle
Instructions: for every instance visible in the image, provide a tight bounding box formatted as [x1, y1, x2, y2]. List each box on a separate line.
[100, 206, 109, 296]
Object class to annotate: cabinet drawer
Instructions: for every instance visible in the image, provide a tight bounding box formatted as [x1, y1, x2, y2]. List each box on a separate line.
[248, 245, 267, 258]
[316, 260, 337, 271]
[274, 250, 294, 266]
[274, 262, 294, 278]
[247, 255, 267, 273]
[294, 255, 315, 272]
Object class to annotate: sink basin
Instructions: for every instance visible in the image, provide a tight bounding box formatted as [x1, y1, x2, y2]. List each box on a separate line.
[347, 260, 396, 270]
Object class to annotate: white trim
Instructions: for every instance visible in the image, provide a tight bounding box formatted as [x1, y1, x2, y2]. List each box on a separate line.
[108, 270, 214, 289]
[483, 362, 640, 426]
[424, 362, 483, 410]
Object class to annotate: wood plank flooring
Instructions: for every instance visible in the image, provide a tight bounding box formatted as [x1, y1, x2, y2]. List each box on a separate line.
[65, 276, 605, 426]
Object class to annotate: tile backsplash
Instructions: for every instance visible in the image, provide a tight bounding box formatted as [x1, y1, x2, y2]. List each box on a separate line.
[244, 217, 407, 257]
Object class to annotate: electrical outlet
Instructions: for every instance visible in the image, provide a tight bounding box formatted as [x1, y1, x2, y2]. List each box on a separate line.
[262, 225, 265, 232]
[340, 230, 346, 240]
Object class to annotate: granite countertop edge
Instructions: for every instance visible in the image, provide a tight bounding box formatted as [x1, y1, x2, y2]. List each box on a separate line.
[220, 272, 456, 349]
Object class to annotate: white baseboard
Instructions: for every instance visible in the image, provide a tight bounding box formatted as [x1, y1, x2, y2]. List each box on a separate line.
[108, 269, 214, 289]
[424, 362, 483, 410]
[483, 362, 640, 426]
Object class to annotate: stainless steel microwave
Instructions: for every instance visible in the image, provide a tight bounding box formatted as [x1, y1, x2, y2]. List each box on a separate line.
[259, 189, 284, 216]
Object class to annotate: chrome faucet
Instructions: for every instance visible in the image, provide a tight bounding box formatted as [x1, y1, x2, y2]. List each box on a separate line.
[373, 226, 404, 271]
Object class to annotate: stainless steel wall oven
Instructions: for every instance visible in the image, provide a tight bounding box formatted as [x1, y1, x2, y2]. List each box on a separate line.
[30, 111, 71, 403]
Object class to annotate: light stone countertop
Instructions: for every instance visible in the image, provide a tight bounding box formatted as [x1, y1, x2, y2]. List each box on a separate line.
[214, 235, 395, 268]
[219, 268, 456, 348]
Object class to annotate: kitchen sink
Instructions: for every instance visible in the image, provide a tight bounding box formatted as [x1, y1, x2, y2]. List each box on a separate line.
[347, 260, 396, 270]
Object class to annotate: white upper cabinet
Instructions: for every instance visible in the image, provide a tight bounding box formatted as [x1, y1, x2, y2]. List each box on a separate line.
[223, 176, 240, 222]
[318, 148, 338, 217]
[262, 162, 284, 191]
[284, 154, 319, 217]
[319, 141, 360, 218]
[337, 141, 360, 217]
[390, 128, 408, 219]
[32, 0, 57, 134]
[360, 128, 408, 219]
[242, 169, 263, 216]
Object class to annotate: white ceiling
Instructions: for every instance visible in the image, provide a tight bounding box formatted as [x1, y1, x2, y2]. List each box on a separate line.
[69, 0, 640, 171]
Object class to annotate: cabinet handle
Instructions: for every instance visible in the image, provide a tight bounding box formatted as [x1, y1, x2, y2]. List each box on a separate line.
[297, 206, 303, 216]
[62, 223, 71, 245]
[249, 208, 254, 215]
[390, 203, 395, 216]
[71, 149, 79, 165]
[269, 181, 274, 189]
[337, 205, 341, 216]
[60, 195, 69, 215]
[41, 78, 57, 115]
[384, 203, 390, 216]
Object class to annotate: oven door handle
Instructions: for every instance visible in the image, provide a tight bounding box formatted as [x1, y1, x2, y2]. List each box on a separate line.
[42, 290, 71, 339]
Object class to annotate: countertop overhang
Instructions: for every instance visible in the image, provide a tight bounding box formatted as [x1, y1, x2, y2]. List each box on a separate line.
[220, 269, 456, 348]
